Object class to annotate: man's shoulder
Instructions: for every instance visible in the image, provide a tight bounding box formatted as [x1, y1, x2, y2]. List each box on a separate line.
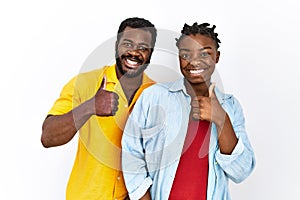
[77, 67, 108, 78]
[74, 66, 115, 83]
[66, 66, 111, 90]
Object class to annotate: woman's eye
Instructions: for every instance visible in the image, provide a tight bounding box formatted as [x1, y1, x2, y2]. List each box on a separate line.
[201, 52, 209, 57]
[181, 54, 189, 59]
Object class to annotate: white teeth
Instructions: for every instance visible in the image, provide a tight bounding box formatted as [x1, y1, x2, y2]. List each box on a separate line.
[126, 59, 138, 65]
[189, 69, 205, 74]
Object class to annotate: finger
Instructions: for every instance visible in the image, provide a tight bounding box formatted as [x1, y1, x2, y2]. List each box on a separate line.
[112, 98, 119, 108]
[192, 99, 200, 107]
[112, 92, 119, 100]
[111, 93, 119, 107]
[192, 96, 204, 107]
[111, 105, 119, 115]
[113, 107, 118, 115]
[193, 96, 203, 101]
[99, 75, 107, 90]
[192, 113, 201, 120]
[192, 107, 199, 114]
[209, 82, 216, 98]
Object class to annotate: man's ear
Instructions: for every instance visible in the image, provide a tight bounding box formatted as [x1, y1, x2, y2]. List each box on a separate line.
[146, 48, 154, 64]
[149, 48, 154, 56]
[115, 41, 118, 51]
[216, 51, 220, 63]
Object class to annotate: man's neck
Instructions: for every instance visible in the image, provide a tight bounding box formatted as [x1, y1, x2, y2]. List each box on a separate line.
[119, 74, 143, 105]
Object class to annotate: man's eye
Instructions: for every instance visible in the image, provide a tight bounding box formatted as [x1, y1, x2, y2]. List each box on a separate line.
[137, 46, 147, 51]
[123, 43, 133, 48]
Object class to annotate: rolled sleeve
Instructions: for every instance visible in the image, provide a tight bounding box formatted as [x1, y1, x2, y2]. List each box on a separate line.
[122, 92, 153, 199]
[128, 177, 152, 200]
[215, 137, 245, 162]
[213, 96, 256, 183]
[122, 142, 151, 198]
[216, 136, 255, 183]
[122, 123, 151, 199]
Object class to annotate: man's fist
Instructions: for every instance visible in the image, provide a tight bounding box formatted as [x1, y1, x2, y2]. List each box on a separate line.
[93, 75, 119, 116]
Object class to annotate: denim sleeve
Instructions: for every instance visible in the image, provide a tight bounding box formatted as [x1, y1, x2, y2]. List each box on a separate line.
[121, 92, 153, 200]
[215, 97, 256, 183]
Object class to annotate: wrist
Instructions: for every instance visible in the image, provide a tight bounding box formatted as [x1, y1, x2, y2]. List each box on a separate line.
[80, 98, 96, 116]
[214, 112, 228, 130]
[89, 97, 98, 116]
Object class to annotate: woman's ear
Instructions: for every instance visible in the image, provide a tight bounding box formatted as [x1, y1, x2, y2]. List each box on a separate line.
[216, 51, 220, 63]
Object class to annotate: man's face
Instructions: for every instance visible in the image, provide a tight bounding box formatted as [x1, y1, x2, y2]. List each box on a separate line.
[178, 34, 220, 85]
[115, 27, 153, 78]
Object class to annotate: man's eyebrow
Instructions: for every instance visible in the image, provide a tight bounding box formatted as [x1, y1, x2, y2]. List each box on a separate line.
[122, 39, 133, 43]
[122, 39, 150, 47]
[138, 42, 150, 47]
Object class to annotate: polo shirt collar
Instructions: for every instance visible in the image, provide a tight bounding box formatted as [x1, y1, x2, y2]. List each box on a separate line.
[104, 64, 155, 86]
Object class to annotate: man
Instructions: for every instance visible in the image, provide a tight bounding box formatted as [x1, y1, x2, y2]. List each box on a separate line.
[41, 17, 157, 200]
[122, 22, 255, 200]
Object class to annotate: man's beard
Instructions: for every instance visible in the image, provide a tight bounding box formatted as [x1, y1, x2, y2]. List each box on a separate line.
[115, 53, 150, 78]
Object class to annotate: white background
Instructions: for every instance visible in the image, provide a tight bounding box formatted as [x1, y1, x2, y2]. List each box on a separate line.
[1, 0, 299, 199]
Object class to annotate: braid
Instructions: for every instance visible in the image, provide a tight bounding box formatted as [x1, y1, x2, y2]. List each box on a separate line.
[176, 22, 221, 49]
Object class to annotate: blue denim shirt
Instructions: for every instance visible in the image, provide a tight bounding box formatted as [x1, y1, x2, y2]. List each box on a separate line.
[122, 78, 255, 200]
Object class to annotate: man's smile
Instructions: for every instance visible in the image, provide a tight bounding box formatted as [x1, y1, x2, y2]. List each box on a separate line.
[122, 56, 143, 69]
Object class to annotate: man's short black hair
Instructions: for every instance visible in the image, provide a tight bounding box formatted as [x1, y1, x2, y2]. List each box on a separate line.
[117, 17, 157, 48]
[176, 22, 221, 49]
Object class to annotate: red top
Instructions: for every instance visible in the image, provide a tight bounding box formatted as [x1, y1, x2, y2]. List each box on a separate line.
[169, 119, 211, 200]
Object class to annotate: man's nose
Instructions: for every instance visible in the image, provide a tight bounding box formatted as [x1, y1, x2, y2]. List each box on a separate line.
[127, 48, 140, 56]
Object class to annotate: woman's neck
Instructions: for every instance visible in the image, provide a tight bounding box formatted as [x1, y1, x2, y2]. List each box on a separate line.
[184, 79, 211, 97]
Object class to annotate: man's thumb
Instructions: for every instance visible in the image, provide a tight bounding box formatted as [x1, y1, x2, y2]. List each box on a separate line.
[99, 75, 107, 90]
[209, 82, 216, 98]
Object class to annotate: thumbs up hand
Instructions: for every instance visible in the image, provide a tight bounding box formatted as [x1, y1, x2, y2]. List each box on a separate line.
[191, 83, 226, 127]
[93, 75, 119, 116]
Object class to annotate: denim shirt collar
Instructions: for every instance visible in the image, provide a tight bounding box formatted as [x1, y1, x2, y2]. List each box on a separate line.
[168, 77, 229, 105]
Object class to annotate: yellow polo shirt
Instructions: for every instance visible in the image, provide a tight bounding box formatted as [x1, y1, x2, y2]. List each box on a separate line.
[48, 64, 155, 200]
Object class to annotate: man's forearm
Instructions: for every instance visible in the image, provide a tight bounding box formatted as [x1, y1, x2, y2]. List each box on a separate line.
[41, 99, 95, 147]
